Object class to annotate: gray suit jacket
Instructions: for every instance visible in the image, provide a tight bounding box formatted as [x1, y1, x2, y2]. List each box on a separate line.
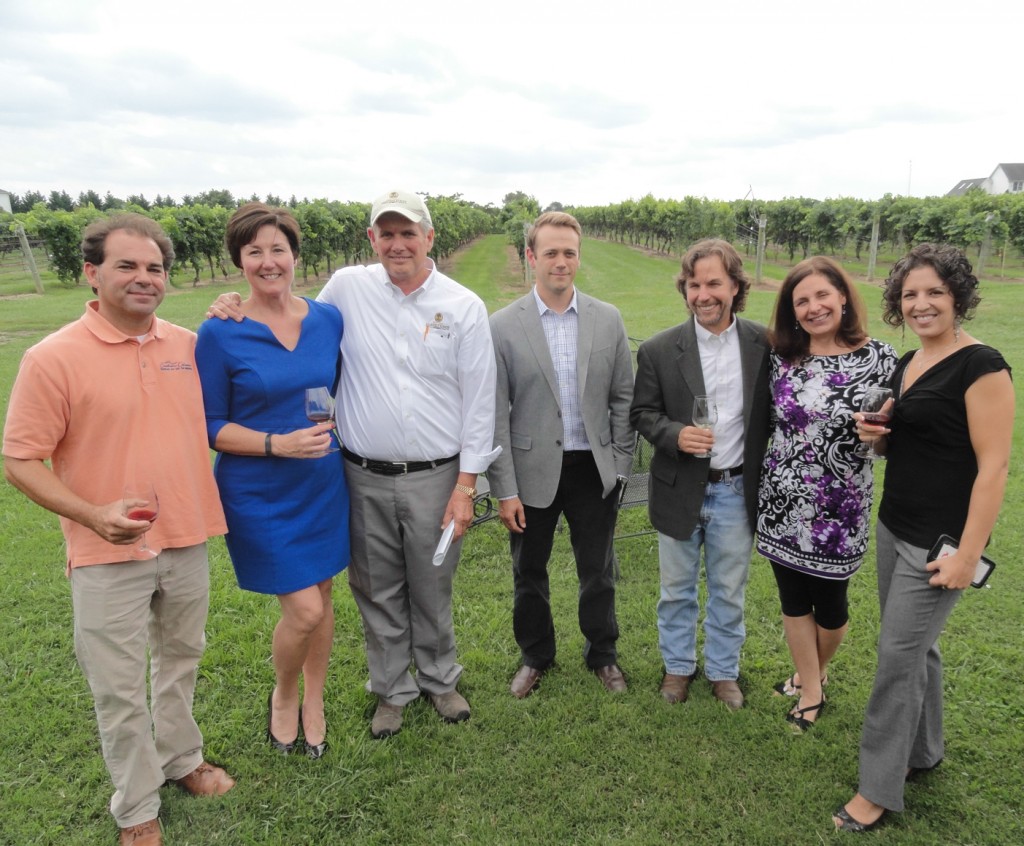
[488, 290, 635, 507]
[630, 316, 771, 539]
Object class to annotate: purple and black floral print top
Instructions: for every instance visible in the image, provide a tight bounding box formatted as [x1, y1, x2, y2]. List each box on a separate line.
[756, 339, 897, 579]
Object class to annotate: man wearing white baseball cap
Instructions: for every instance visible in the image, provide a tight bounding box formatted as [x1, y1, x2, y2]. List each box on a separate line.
[328, 191, 497, 737]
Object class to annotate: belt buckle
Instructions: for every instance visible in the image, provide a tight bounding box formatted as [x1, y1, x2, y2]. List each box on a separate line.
[396, 461, 408, 475]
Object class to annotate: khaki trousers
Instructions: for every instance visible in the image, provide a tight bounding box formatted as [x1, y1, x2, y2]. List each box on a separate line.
[71, 544, 209, 827]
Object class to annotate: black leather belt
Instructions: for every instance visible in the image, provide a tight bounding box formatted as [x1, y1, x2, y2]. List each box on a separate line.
[562, 450, 593, 465]
[707, 464, 743, 483]
[341, 447, 458, 476]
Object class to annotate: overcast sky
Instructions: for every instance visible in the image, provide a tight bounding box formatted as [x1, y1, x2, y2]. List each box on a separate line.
[3, 0, 1021, 210]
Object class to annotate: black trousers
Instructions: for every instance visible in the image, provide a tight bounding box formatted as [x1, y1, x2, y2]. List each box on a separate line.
[510, 452, 620, 670]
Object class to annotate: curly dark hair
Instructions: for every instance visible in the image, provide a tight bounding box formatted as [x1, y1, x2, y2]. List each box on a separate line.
[882, 243, 981, 328]
[676, 239, 749, 315]
[770, 256, 867, 363]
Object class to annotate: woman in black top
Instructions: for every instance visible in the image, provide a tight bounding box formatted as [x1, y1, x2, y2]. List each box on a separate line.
[834, 244, 1014, 832]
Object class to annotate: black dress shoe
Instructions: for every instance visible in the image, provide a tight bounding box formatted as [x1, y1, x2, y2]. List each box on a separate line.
[267, 691, 297, 754]
[299, 706, 328, 760]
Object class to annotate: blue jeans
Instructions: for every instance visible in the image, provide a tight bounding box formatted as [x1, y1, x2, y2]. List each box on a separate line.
[657, 475, 753, 681]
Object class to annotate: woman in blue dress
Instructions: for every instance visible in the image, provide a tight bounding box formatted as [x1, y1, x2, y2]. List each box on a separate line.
[757, 257, 896, 731]
[196, 203, 349, 759]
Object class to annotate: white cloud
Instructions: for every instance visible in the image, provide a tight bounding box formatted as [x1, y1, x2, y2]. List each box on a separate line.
[2, 0, 1022, 207]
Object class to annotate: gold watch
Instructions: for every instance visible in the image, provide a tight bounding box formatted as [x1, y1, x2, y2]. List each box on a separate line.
[454, 484, 477, 498]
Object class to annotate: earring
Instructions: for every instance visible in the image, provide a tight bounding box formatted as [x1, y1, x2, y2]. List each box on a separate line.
[842, 304, 847, 315]
[794, 321, 801, 332]
[954, 318, 962, 342]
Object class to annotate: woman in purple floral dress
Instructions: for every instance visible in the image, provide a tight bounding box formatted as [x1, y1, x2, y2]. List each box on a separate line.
[756, 257, 896, 731]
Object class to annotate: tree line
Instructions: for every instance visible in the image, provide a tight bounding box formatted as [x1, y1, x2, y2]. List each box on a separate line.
[1, 190, 494, 287]
[5, 187, 1024, 288]
[568, 192, 1024, 270]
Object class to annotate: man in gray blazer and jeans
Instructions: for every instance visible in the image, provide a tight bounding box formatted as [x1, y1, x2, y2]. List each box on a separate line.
[488, 211, 635, 698]
[630, 239, 770, 710]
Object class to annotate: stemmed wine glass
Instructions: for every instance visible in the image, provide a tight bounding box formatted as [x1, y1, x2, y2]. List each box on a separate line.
[692, 395, 718, 459]
[854, 386, 893, 460]
[124, 483, 160, 559]
[304, 387, 339, 451]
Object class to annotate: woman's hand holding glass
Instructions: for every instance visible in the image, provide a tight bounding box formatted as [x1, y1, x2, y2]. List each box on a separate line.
[853, 388, 893, 460]
[266, 388, 339, 458]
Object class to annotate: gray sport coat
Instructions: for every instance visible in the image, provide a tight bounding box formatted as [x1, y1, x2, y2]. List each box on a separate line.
[488, 289, 635, 507]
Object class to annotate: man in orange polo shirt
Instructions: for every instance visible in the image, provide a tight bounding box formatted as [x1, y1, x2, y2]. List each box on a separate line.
[3, 214, 234, 846]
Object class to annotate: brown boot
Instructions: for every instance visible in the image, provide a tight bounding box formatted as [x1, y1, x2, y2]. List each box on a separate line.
[120, 818, 162, 845]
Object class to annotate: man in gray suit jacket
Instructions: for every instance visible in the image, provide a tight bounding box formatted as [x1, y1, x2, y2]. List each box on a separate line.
[630, 239, 770, 710]
[488, 212, 635, 698]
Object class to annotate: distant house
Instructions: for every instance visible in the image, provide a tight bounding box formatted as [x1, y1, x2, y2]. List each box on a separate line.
[946, 163, 1024, 196]
[0, 188, 12, 214]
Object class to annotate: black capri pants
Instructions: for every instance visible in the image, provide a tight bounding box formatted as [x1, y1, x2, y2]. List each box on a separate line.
[770, 561, 849, 630]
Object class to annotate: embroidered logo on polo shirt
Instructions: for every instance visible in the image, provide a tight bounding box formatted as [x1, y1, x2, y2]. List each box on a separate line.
[159, 361, 194, 371]
[425, 312, 451, 340]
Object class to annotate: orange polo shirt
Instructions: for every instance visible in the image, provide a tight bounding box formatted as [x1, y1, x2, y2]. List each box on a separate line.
[3, 302, 227, 568]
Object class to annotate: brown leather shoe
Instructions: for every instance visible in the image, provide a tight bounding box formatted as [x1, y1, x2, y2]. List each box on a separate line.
[120, 818, 162, 845]
[711, 679, 744, 710]
[173, 761, 235, 796]
[594, 664, 627, 693]
[510, 665, 543, 699]
[660, 673, 695, 703]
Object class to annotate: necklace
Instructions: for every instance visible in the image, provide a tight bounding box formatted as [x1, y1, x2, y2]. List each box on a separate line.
[912, 339, 960, 370]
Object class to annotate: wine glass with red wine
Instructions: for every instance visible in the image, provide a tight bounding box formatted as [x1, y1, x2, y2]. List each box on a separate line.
[854, 386, 894, 460]
[123, 483, 160, 559]
[304, 387, 339, 452]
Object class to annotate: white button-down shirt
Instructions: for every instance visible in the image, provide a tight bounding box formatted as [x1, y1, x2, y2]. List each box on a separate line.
[317, 261, 498, 473]
[533, 286, 590, 451]
[694, 317, 744, 470]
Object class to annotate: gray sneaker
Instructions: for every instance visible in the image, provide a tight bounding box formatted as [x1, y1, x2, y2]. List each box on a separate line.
[371, 700, 403, 738]
[430, 690, 471, 723]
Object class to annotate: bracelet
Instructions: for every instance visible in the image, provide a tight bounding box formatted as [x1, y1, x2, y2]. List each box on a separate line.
[454, 483, 477, 498]
[265, 433, 274, 456]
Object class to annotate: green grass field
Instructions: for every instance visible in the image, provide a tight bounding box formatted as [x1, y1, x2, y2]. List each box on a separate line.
[1, 236, 1021, 845]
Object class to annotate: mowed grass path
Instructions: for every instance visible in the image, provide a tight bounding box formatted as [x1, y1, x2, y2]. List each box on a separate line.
[1, 236, 1021, 845]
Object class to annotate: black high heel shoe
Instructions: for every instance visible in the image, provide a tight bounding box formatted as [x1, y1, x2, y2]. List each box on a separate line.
[299, 707, 328, 760]
[786, 699, 825, 732]
[833, 805, 886, 832]
[267, 691, 298, 754]
[906, 758, 943, 781]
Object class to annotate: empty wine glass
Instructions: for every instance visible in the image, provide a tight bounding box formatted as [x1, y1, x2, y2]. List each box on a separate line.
[692, 395, 718, 459]
[854, 386, 893, 460]
[123, 483, 160, 559]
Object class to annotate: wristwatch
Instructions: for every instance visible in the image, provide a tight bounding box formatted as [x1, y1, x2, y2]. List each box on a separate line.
[454, 484, 477, 498]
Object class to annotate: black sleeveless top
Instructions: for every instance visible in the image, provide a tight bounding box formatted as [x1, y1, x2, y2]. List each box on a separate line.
[878, 344, 1010, 548]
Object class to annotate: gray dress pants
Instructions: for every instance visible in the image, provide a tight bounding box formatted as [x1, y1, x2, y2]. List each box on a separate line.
[858, 521, 961, 812]
[345, 460, 464, 706]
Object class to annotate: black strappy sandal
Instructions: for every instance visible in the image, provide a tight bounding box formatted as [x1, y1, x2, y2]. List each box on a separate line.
[786, 699, 825, 731]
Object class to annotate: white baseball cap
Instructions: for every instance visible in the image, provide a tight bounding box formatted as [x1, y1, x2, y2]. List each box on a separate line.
[369, 190, 433, 228]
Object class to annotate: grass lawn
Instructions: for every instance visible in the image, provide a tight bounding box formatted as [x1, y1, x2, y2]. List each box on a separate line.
[1, 236, 1021, 844]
